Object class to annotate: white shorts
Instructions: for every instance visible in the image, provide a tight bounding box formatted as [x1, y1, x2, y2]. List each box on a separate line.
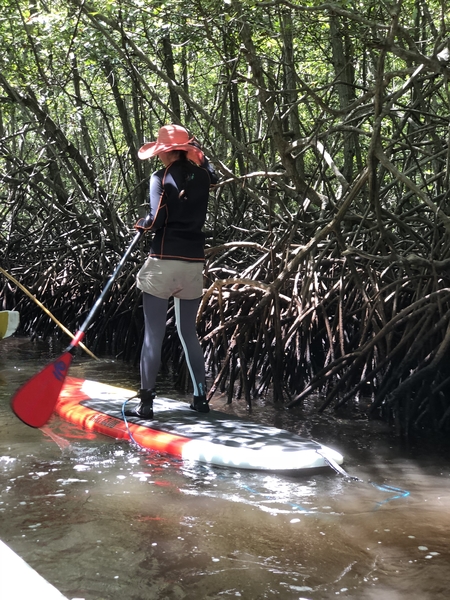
[136, 257, 204, 300]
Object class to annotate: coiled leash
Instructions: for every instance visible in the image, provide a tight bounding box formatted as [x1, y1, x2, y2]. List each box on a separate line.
[121, 397, 144, 449]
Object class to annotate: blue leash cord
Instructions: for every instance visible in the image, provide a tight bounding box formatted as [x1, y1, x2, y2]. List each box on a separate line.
[121, 398, 145, 449]
[317, 451, 410, 508]
[370, 482, 410, 508]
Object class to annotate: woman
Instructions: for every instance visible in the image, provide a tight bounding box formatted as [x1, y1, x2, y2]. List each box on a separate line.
[126, 124, 217, 420]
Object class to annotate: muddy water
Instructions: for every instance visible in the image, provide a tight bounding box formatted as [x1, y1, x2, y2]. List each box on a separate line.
[1, 337, 449, 600]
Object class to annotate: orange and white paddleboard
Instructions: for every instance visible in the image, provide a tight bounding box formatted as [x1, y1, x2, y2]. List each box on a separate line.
[55, 377, 344, 472]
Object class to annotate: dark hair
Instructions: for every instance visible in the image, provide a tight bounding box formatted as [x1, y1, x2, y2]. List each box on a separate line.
[175, 151, 194, 200]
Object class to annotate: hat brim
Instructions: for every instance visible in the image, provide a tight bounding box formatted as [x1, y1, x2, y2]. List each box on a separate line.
[138, 142, 204, 165]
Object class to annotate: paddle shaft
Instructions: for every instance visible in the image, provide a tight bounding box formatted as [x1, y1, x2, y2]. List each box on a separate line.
[68, 230, 143, 351]
[0, 266, 96, 358]
[11, 229, 143, 427]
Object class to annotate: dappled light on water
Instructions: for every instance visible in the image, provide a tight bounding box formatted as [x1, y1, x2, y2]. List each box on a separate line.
[1, 338, 450, 599]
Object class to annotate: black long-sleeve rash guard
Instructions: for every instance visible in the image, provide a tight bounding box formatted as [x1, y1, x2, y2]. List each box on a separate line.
[145, 158, 217, 262]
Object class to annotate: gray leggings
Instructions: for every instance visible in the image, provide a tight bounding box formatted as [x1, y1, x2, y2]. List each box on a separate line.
[140, 292, 206, 396]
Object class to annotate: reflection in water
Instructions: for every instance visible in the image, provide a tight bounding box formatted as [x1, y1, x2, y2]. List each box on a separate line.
[1, 338, 450, 599]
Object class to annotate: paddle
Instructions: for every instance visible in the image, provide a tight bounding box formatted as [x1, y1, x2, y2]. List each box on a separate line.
[11, 230, 143, 428]
[0, 310, 20, 340]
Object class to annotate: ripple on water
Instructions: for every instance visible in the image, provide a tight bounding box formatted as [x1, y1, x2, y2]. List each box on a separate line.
[1, 339, 450, 599]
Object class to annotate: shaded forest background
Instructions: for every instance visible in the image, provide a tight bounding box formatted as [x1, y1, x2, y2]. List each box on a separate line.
[2, 0, 450, 436]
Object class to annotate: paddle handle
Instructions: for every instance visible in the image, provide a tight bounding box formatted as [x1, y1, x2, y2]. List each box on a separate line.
[67, 230, 143, 352]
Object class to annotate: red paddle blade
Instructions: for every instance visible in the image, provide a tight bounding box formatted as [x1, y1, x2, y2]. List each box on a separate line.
[11, 352, 74, 428]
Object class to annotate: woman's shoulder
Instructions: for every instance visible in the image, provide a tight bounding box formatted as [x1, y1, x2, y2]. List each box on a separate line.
[165, 160, 214, 186]
[152, 165, 167, 178]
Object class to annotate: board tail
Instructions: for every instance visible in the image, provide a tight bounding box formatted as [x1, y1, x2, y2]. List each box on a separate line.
[316, 449, 360, 480]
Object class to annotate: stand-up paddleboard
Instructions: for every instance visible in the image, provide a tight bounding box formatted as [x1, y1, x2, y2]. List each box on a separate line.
[55, 377, 344, 472]
[0, 310, 20, 340]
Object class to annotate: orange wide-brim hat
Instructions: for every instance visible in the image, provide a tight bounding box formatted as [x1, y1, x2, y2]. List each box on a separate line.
[138, 124, 204, 165]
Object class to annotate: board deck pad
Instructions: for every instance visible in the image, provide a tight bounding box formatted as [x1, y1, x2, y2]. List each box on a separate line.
[55, 377, 344, 472]
[82, 395, 323, 452]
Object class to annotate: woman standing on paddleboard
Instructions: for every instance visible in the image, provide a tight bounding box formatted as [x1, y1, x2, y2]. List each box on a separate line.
[126, 125, 217, 419]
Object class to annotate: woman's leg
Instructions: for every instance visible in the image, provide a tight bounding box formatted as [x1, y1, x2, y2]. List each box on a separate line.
[174, 297, 206, 399]
[141, 292, 169, 390]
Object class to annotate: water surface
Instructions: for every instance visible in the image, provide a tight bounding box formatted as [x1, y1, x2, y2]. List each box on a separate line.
[1, 338, 449, 599]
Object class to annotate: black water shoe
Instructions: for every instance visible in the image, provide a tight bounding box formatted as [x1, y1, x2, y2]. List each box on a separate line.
[124, 389, 155, 419]
[190, 395, 210, 413]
